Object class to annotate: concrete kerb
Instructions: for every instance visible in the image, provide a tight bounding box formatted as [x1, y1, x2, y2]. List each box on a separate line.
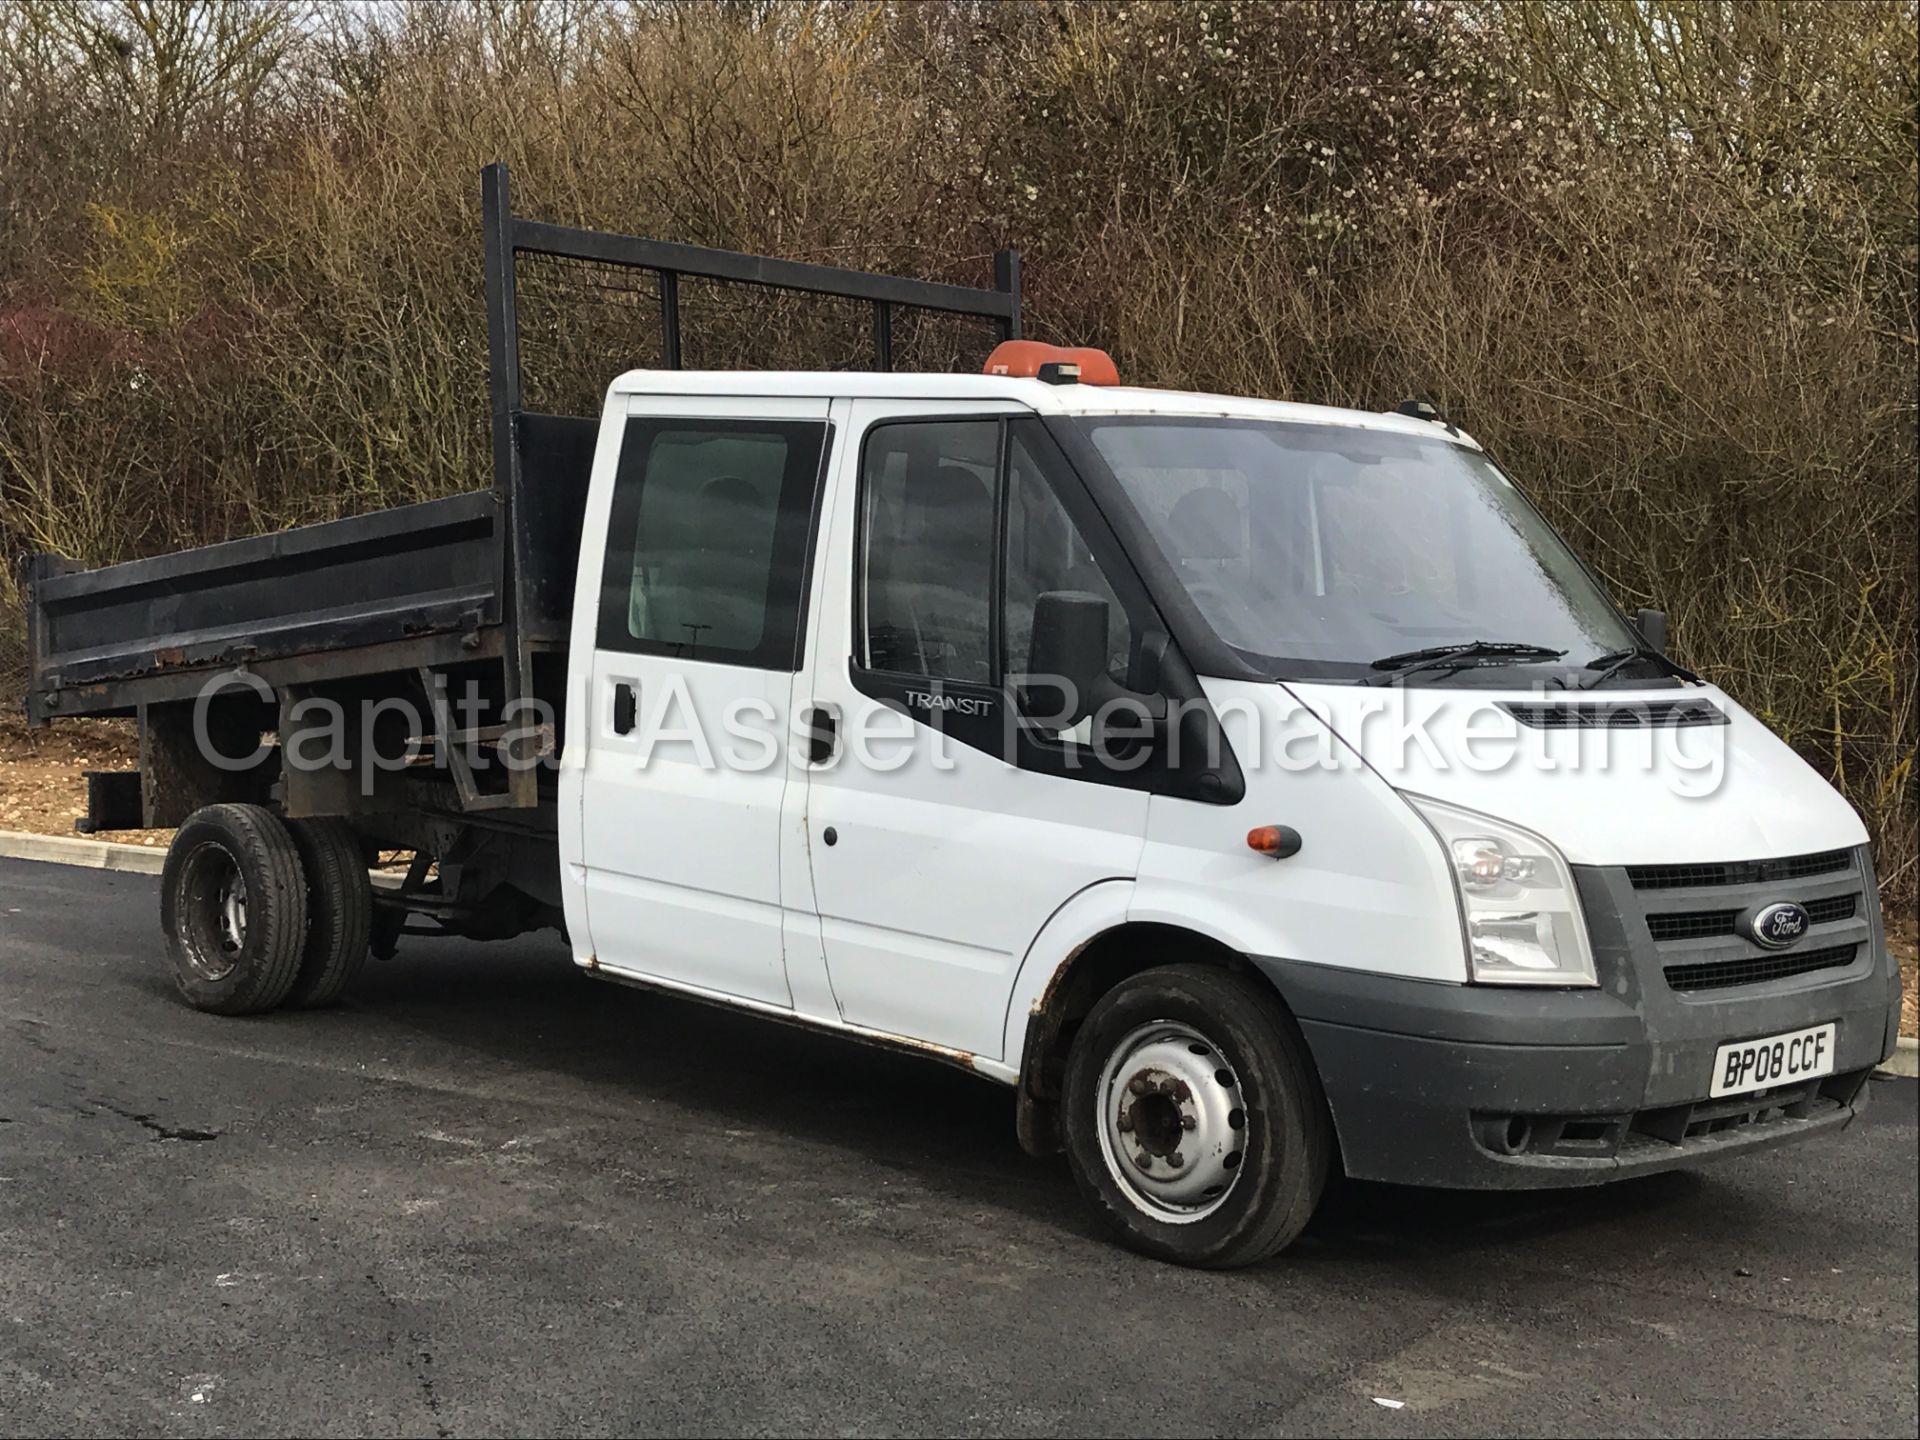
[0, 829, 402, 889]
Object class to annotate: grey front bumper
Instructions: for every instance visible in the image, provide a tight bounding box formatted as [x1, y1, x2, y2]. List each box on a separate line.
[1253, 846, 1901, 1190]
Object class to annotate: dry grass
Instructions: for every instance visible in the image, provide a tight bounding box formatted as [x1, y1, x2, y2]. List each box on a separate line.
[1891, 916, 1920, 1039]
[0, 714, 158, 844]
[1, 1, 1914, 903]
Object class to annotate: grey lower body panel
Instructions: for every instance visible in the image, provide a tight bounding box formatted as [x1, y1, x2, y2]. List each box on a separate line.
[1253, 847, 1901, 1190]
[1283, 1003, 1877, 1190]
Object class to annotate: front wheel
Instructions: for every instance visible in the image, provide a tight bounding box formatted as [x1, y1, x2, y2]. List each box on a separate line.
[1061, 964, 1331, 1268]
[159, 804, 308, 1015]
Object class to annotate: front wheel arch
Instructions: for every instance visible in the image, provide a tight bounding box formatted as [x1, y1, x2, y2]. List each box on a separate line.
[1014, 922, 1326, 1158]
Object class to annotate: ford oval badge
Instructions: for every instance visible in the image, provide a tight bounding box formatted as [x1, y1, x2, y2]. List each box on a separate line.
[1749, 901, 1810, 950]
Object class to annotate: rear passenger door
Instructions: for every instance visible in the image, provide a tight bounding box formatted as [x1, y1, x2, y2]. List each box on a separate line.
[572, 396, 831, 1007]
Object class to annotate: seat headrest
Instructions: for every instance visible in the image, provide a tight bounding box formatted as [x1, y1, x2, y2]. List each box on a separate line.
[699, 475, 760, 509]
[1166, 487, 1243, 562]
[896, 459, 993, 528]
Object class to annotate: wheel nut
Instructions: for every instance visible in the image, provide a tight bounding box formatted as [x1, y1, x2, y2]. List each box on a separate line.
[1167, 1151, 1185, 1169]
[1129, 1076, 1153, 1096]
[1117, 1110, 1134, 1133]
[1135, 1151, 1154, 1170]
[1171, 1080, 1192, 1102]
[1181, 1114, 1197, 1130]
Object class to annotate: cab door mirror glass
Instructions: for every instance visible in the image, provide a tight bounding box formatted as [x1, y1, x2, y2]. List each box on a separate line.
[1021, 590, 1112, 727]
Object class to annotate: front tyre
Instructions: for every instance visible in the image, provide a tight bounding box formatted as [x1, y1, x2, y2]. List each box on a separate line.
[159, 804, 308, 1015]
[1061, 964, 1331, 1268]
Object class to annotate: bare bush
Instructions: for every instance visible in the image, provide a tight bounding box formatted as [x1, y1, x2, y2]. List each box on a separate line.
[1, 0, 1913, 899]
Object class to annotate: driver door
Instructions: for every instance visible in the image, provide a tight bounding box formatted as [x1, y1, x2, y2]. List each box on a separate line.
[795, 403, 1158, 1059]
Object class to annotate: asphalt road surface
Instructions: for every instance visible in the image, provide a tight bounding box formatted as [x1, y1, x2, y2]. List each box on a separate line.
[2, 856, 1915, 1438]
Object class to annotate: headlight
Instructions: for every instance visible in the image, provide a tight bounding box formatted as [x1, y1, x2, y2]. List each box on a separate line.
[1406, 794, 1597, 987]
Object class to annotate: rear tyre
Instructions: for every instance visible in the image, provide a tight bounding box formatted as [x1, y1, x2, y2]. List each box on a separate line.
[284, 817, 373, 1008]
[1061, 964, 1331, 1268]
[160, 804, 309, 1015]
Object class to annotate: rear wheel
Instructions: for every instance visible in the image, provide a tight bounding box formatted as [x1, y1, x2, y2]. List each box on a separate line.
[284, 817, 373, 1008]
[160, 804, 308, 1015]
[1061, 964, 1330, 1268]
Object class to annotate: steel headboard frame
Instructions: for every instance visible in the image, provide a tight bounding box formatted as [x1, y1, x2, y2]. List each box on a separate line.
[478, 162, 1024, 806]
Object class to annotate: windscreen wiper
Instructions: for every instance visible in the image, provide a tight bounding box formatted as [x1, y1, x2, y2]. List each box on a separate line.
[1365, 640, 1567, 685]
[1578, 646, 1700, 689]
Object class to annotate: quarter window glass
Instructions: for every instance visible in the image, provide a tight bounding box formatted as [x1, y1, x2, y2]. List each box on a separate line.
[859, 420, 999, 684]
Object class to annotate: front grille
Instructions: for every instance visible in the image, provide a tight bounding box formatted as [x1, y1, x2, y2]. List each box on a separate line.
[1805, 894, 1858, 924]
[1628, 849, 1854, 890]
[1647, 908, 1741, 941]
[1501, 699, 1727, 729]
[1664, 942, 1858, 992]
[1646, 892, 1857, 942]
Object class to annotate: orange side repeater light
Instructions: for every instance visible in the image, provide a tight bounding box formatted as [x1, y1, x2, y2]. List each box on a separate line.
[1247, 825, 1303, 859]
[983, 339, 1120, 386]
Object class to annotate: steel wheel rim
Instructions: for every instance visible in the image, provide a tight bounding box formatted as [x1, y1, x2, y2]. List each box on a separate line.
[179, 842, 246, 982]
[1094, 1020, 1249, 1223]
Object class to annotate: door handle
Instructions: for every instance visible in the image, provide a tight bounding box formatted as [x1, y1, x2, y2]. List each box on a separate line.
[612, 681, 637, 736]
[804, 704, 838, 765]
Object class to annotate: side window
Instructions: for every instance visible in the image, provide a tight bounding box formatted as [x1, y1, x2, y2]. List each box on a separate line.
[858, 420, 999, 685]
[596, 418, 827, 669]
[1004, 433, 1132, 688]
[849, 414, 1227, 793]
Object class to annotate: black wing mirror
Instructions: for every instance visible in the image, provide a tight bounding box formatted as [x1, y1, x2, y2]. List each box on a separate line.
[1020, 591, 1167, 735]
[1022, 591, 1111, 727]
[1636, 607, 1669, 654]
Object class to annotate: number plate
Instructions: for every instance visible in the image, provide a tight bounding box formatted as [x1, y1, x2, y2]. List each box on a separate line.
[1709, 1023, 1837, 1099]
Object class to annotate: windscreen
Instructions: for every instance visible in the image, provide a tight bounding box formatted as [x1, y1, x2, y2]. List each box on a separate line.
[1083, 417, 1639, 681]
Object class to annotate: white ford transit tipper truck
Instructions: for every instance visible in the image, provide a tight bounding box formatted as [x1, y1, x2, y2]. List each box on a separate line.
[23, 166, 1900, 1267]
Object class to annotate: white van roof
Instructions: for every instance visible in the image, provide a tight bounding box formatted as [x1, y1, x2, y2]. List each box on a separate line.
[607, 370, 1483, 449]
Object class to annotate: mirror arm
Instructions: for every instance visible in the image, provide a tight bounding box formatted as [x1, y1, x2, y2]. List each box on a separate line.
[1084, 676, 1167, 730]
